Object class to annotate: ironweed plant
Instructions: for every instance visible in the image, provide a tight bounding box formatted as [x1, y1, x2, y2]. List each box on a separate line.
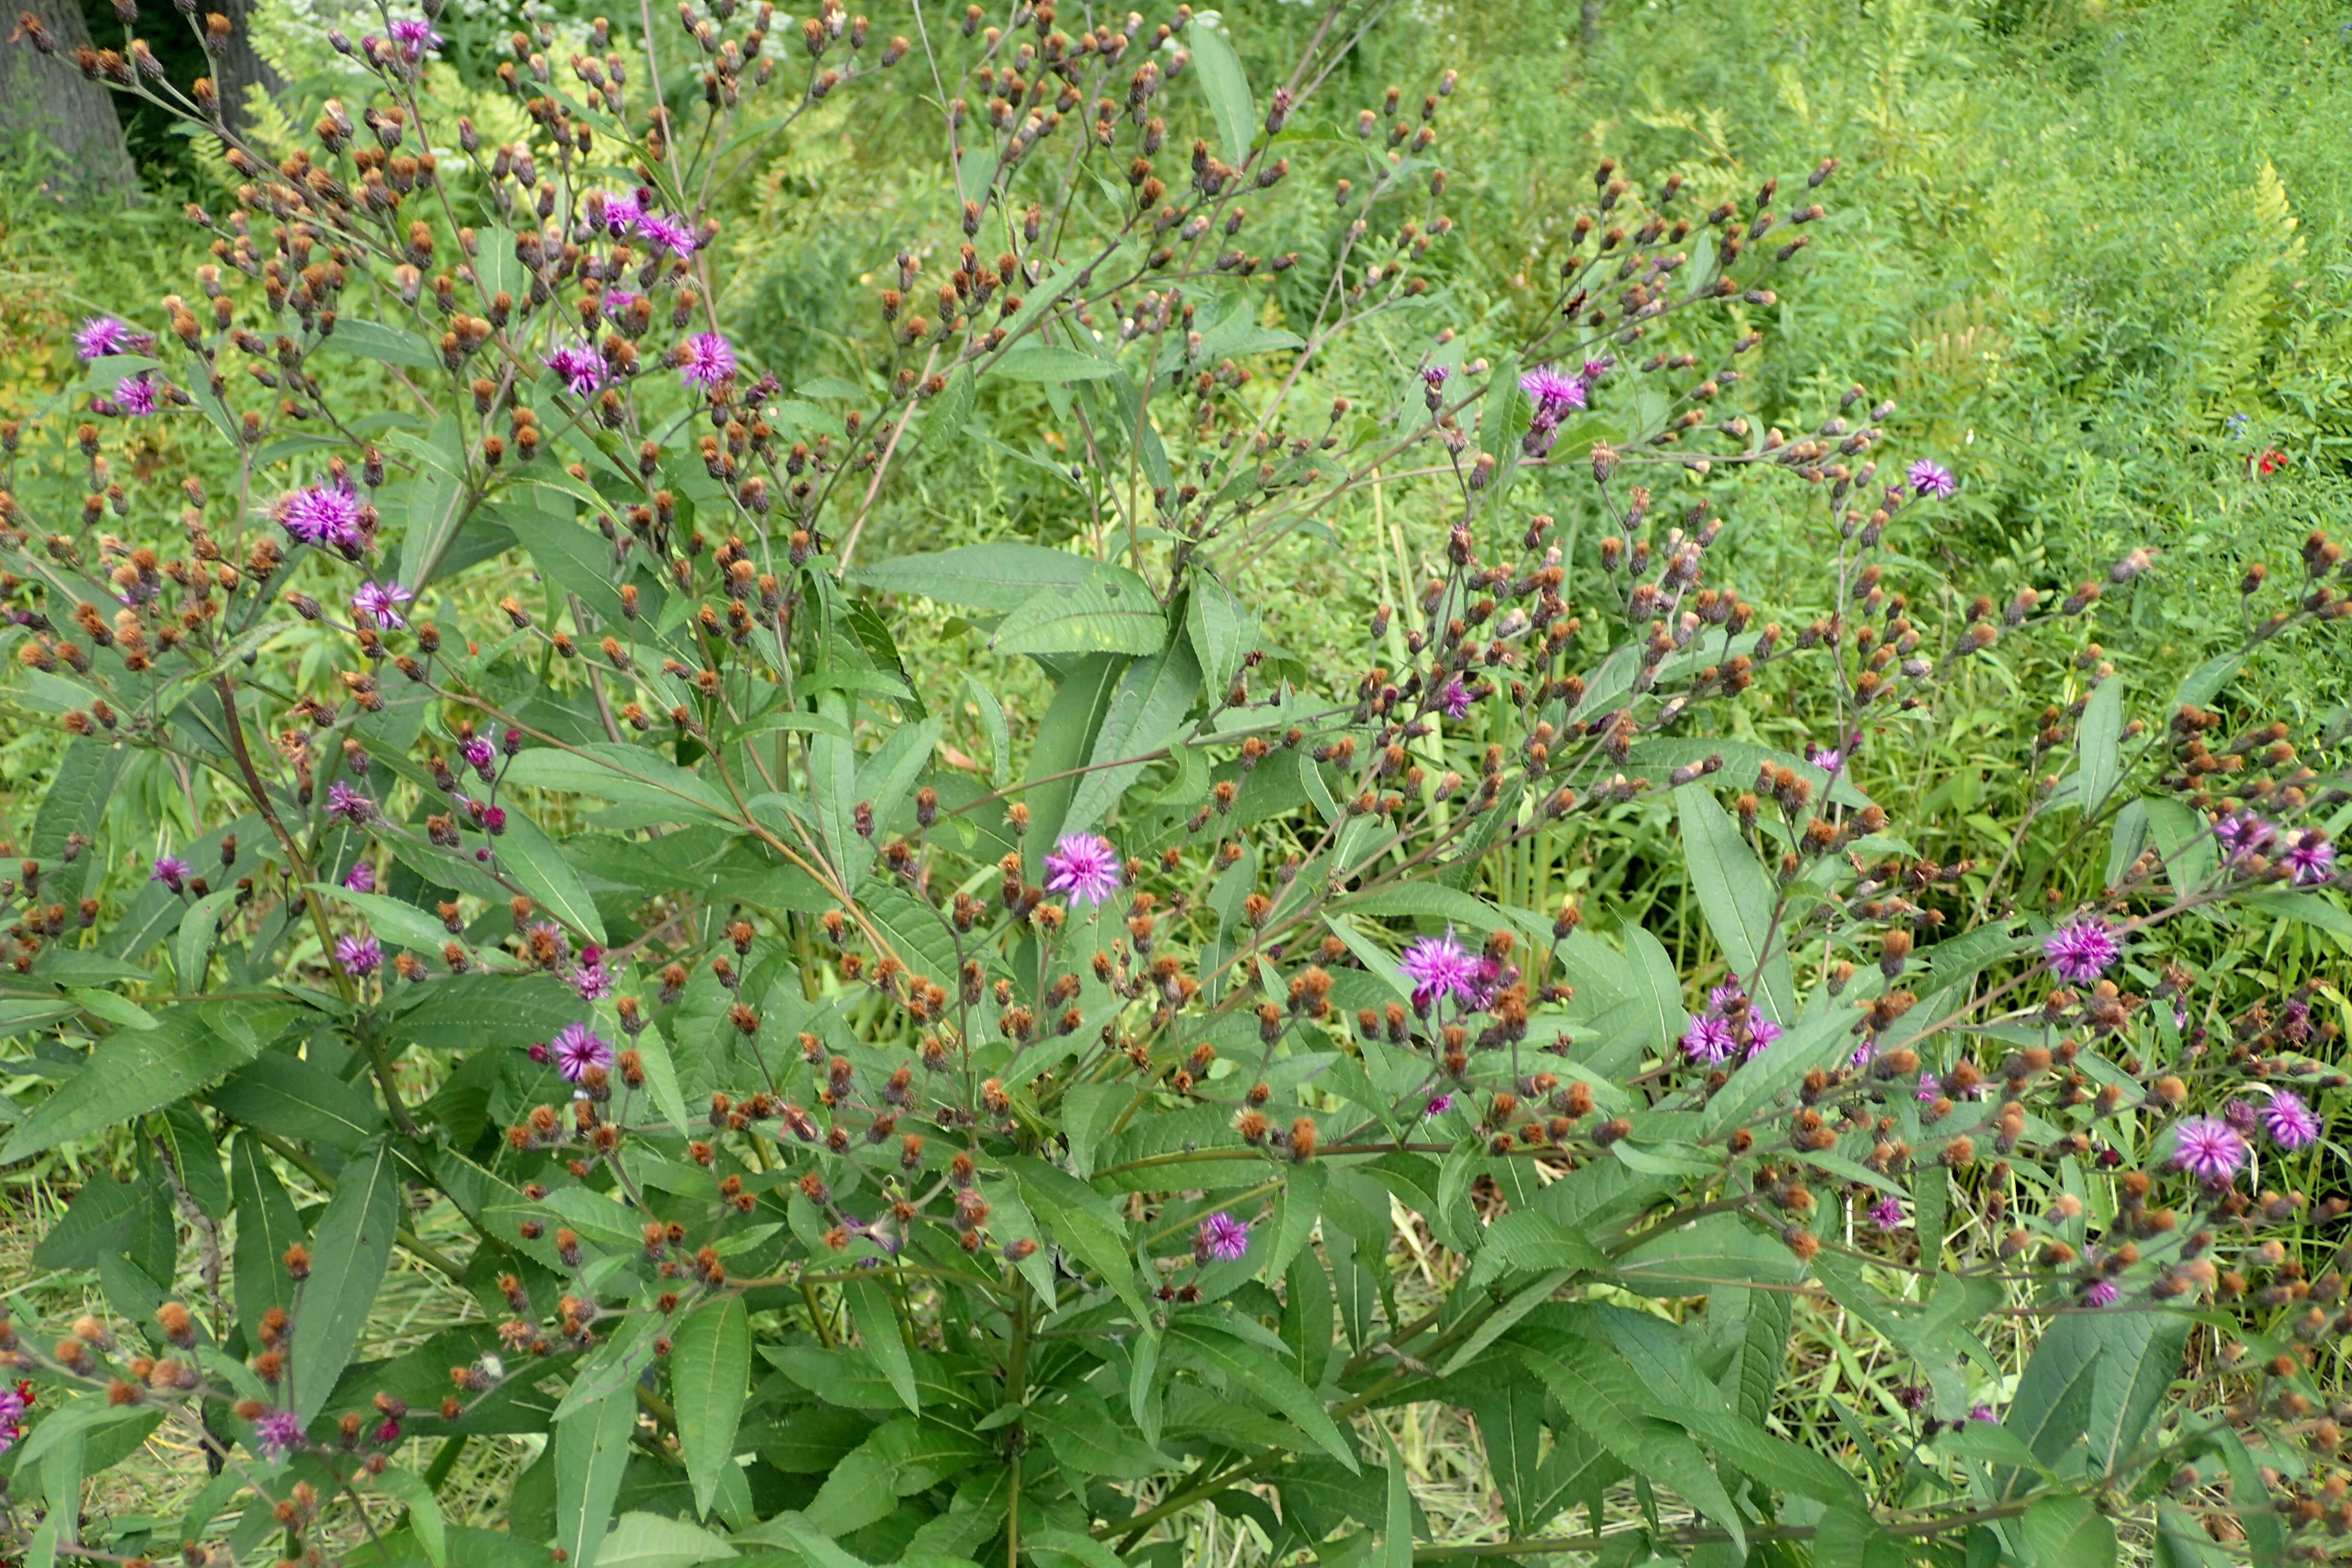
[0, 2, 2346, 1566]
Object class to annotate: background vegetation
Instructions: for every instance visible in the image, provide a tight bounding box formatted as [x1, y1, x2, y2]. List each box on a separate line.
[2, 0, 2348, 1558]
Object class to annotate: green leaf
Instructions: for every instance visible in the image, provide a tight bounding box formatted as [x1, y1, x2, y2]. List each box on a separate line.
[673, 1296, 750, 1519]
[295, 1138, 402, 1422]
[2022, 1494, 2117, 1567]
[992, 346, 1122, 382]
[1, 1011, 261, 1162]
[853, 718, 943, 856]
[375, 1471, 449, 1568]
[173, 886, 239, 990]
[1185, 573, 1258, 707]
[1186, 19, 1255, 167]
[924, 365, 977, 447]
[1466, 1210, 1608, 1288]
[557, 1314, 661, 1419]
[1677, 785, 1794, 1022]
[554, 1388, 637, 1568]
[991, 571, 1167, 657]
[1008, 1156, 1145, 1318]
[2075, 678, 2126, 814]
[210, 1055, 386, 1151]
[398, 412, 472, 592]
[842, 1278, 918, 1415]
[30, 737, 125, 879]
[747, 1515, 874, 1568]
[323, 318, 438, 370]
[1166, 1318, 1358, 1472]
[594, 1513, 737, 1568]
[65, 985, 158, 1031]
[2005, 1306, 2189, 1486]
[230, 1136, 303, 1325]
[1811, 1508, 1913, 1568]
[1031, 1385, 1170, 1479]
[309, 884, 456, 954]
[495, 810, 608, 942]
[1026, 1532, 1125, 1568]
[1022, 654, 1126, 874]
[1515, 1336, 1745, 1556]
[1062, 642, 1200, 837]
[503, 744, 734, 825]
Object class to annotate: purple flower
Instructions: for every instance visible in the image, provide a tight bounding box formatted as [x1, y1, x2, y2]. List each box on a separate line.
[1681, 1013, 1736, 1065]
[2168, 1115, 2245, 1187]
[2259, 1090, 2321, 1150]
[1044, 834, 1122, 908]
[1423, 1094, 1455, 1119]
[598, 189, 642, 237]
[1868, 1194, 1903, 1232]
[351, 580, 413, 628]
[150, 855, 190, 892]
[1707, 982, 1747, 1013]
[545, 342, 607, 398]
[1742, 1013, 1783, 1060]
[2079, 1279, 2120, 1309]
[1195, 1211, 1251, 1264]
[344, 861, 377, 893]
[1580, 357, 1613, 386]
[552, 1022, 613, 1083]
[1435, 678, 1473, 719]
[1968, 1404, 1997, 1423]
[2281, 829, 2336, 886]
[1907, 460, 1956, 499]
[252, 1407, 305, 1461]
[0, 1384, 25, 1450]
[636, 210, 697, 257]
[1895, 1382, 1929, 1412]
[1421, 364, 1451, 395]
[335, 934, 383, 976]
[1916, 1071, 1941, 1104]
[1400, 930, 1476, 1009]
[385, 15, 440, 57]
[460, 736, 497, 780]
[1850, 1040, 1878, 1071]
[279, 482, 365, 550]
[679, 332, 738, 389]
[568, 950, 614, 1002]
[327, 782, 375, 823]
[2213, 810, 2275, 862]
[604, 288, 644, 320]
[75, 315, 151, 360]
[2043, 918, 2119, 985]
[1520, 364, 1586, 424]
[114, 372, 161, 415]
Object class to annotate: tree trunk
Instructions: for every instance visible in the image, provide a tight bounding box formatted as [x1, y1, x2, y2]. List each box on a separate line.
[205, 0, 279, 138]
[1, 0, 139, 204]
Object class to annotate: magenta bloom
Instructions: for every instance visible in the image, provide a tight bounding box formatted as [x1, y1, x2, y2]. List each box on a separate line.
[460, 736, 497, 780]
[1044, 833, 1121, 908]
[1421, 364, 1450, 395]
[2281, 829, 2336, 886]
[552, 1022, 613, 1083]
[351, 580, 412, 628]
[1681, 1013, 1736, 1065]
[1195, 1211, 1250, 1264]
[568, 950, 614, 1002]
[636, 210, 697, 257]
[1520, 364, 1585, 423]
[335, 933, 383, 976]
[343, 861, 377, 893]
[2079, 1279, 2120, 1309]
[1435, 678, 1473, 719]
[1742, 1013, 1783, 1060]
[1968, 1404, 1997, 1424]
[1400, 930, 1476, 1009]
[598, 189, 643, 237]
[279, 482, 365, 549]
[75, 315, 150, 359]
[1423, 1093, 1455, 1119]
[679, 332, 737, 389]
[252, 1407, 305, 1461]
[2212, 811, 2275, 862]
[545, 343, 606, 397]
[2168, 1115, 2245, 1187]
[1867, 1194, 1903, 1232]
[2259, 1090, 2321, 1150]
[1917, 1072, 1941, 1104]
[385, 16, 440, 57]
[326, 782, 374, 823]
[2043, 918, 2118, 984]
[1907, 460, 1956, 499]
[150, 854, 190, 892]
[113, 372, 161, 415]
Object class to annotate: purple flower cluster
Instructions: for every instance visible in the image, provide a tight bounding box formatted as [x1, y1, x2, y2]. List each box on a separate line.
[1398, 929, 1512, 1013]
[74, 315, 152, 360]
[2168, 1115, 2245, 1187]
[1680, 979, 1781, 1064]
[279, 481, 366, 551]
[253, 1407, 305, 1461]
[351, 581, 412, 628]
[2042, 918, 2119, 985]
[1044, 834, 1122, 908]
[1517, 362, 1601, 459]
[1907, 460, 1956, 499]
[335, 933, 383, 976]
[1195, 1212, 1250, 1263]
[551, 1022, 614, 1083]
[546, 342, 608, 398]
[679, 332, 738, 389]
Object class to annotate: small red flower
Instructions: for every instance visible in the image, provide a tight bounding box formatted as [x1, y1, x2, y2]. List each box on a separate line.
[2256, 449, 2288, 475]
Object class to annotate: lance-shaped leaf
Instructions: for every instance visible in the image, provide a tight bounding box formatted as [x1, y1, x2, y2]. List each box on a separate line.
[672, 1296, 750, 1518]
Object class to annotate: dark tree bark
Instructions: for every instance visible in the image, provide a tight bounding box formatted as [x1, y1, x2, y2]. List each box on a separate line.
[1, 0, 139, 203]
